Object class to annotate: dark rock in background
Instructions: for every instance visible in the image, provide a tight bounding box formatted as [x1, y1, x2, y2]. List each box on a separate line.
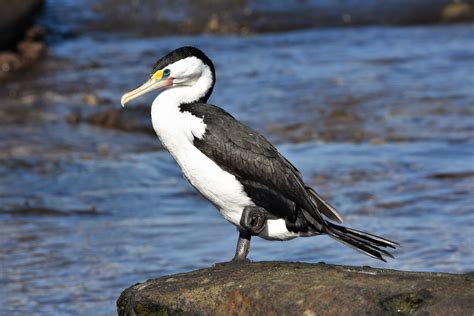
[67, 105, 155, 135]
[89, 0, 474, 36]
[0, 0, 44, 50]
[0, 0, 45, 79]
[117, 262, 474, 316]
[442, 1, 474, 21]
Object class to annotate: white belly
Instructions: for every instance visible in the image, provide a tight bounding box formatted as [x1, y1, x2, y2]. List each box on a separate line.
[175, 142, 251, 226]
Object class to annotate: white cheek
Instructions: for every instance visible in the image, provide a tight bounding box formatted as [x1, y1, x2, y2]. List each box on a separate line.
[168, 56, 204, 79]
[172, 74, 200, 87]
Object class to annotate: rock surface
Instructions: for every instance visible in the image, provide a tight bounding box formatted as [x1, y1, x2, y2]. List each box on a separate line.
[117, 261, 473, 316]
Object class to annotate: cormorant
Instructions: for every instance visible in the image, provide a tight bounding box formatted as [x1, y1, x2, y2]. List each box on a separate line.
[121, 46, 398, 262]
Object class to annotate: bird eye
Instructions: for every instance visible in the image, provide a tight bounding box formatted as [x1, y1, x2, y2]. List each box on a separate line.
[163, 69, 171, 78]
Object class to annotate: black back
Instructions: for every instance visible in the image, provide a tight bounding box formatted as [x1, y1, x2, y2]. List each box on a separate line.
[180, 102, 328, 233]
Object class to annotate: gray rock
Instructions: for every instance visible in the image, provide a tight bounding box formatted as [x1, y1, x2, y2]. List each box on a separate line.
[117, 261, 473, 315]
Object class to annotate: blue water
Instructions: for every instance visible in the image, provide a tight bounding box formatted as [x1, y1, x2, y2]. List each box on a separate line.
[1, 21, 473, 316]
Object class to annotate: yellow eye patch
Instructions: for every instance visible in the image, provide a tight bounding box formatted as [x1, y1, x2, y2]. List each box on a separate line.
[152, 68, 171, 80]
[152, 69, 164, 80]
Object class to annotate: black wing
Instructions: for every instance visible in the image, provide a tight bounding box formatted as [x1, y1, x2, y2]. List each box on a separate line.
[180, 103, 342, 231]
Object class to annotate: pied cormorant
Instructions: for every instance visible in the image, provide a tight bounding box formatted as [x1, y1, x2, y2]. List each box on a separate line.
[121, 46, 398, 262]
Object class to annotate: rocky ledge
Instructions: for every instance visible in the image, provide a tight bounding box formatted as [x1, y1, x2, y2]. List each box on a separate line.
[117, 261, 473, 316]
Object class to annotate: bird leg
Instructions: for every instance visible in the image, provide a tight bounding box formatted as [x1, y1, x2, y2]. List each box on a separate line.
[231, 205, 268, 262]
[232, 229, 251, 262]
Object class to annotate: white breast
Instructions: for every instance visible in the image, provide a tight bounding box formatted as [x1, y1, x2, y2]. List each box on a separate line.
[151, 97, 252, 227]
[175, 143, 252, 227]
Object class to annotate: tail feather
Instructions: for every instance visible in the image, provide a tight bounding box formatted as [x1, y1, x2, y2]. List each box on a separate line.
[306, 187, 344, 223]
[326, 222, 399, 262]
[331, 223, 399, 249]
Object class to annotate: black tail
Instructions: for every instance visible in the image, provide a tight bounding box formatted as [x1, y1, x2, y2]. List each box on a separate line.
[325, 222, 399, 262]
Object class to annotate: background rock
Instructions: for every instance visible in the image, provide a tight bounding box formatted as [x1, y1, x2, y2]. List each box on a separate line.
[67, 105, 155, 135]
[0, 1, 45, 79]
[88, 0, 474, 36]
[0, 0, 44, 50]
[117, 262, 474, 315]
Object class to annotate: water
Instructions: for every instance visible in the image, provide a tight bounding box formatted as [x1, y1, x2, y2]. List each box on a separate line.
[1, 12, 473, 316]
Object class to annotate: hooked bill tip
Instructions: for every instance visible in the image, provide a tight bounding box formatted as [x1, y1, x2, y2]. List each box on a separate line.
[120, 94, 128, 107]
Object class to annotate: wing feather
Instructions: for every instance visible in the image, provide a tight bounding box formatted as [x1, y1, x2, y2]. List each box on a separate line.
[181, 103, 329, 230]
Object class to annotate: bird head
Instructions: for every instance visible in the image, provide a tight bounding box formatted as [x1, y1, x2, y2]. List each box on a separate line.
[121, 46, 215, 107]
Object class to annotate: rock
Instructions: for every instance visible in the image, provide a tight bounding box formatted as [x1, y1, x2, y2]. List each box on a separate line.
[86, 0, 474, 36]
[25, 25, 46, 42]
[0, 35, 46, 79]
[68, 106, 155, 135]
[0, 53, 22, 73]
[117, 262, 473, 316]
[0, 0, 44, 50]
[0, 0, 45, 79]
[16, 40, 45, 61]
[442, 2, 474, 22]
[83, 93, 101, 106]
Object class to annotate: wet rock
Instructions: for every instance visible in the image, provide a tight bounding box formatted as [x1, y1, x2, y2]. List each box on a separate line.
[117, 262, 474, 316]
